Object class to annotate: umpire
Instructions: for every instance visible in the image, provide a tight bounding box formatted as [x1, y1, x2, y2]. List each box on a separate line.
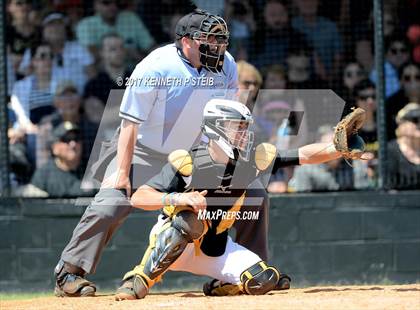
[54, 9, 270, 297]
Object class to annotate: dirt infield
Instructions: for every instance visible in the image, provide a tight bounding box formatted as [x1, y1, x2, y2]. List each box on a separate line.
[1, 284, 419, 310]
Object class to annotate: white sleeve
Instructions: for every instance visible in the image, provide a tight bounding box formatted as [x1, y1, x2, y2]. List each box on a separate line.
[119, 62, 159, 124]
[10, 92, 31, 129]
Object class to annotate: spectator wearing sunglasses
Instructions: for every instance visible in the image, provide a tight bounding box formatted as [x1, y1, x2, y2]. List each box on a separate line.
[237, 60, 263, 112]
[10, 43, 60, 132]
[76, 0, 155, 66]
[387, 103, 420, 190]
[386, 62, 420, 140]
[353, 79, 378, 154]
[370, 35, 411, 98]
[339, 61, 366, 108]
[36, 81, 98, 172]
[348, 79, 379, 189]
[19, 13, 96, 94]
[30, 121, 95, 197]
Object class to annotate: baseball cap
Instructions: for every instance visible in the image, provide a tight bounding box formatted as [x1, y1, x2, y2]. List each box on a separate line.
[396, 103, 420, 124]
[50, 121, 81, 144]
[262, 101, 291, 114]
[42, 12, 67, 26]
[175, 9, 227, 39]
[55, 80, 78, 96]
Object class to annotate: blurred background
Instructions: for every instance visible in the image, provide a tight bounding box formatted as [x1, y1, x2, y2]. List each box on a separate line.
[1, 0, 419, 196]
[0, 0, 419, 292]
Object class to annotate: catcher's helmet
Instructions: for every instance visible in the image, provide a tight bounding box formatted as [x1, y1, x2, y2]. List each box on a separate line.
[202, 99, 254, 161]
[175, 9, 229, 74]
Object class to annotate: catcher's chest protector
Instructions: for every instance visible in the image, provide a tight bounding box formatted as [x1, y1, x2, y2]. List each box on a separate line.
[185, 146, 259, 256]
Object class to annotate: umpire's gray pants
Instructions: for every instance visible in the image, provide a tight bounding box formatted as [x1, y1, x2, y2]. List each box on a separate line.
[61, 187, 132, 273]
[61, 144, 167, 274]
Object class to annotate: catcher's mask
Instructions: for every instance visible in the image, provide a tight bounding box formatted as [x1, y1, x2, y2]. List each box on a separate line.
[175, 9, 229, 74]
[202, 99, 254, 161]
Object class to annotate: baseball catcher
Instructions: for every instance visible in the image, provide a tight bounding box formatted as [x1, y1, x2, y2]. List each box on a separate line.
[114, 100, 368, 300]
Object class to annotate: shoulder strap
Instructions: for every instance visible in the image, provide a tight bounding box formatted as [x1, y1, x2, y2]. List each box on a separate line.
[191, 144, 214, 170]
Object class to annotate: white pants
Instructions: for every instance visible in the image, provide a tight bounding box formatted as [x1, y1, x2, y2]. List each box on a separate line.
[150, 215, 262, 284]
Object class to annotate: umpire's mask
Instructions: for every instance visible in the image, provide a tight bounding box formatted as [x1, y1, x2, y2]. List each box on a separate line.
[175, 9, 229, 74]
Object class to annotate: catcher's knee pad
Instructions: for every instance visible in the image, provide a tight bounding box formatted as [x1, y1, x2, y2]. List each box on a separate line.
[240, 261, 280, 295]
[172, 210, 206, 241]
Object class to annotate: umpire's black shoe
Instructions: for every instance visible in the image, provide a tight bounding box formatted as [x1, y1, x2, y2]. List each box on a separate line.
[54, 260, 96, 297]
[274, 274, 291, 290]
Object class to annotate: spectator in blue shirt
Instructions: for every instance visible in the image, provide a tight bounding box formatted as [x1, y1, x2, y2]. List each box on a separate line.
[76, 0, 155, 66]
[291, 0, 343, 83]
[249, 0, 309, 70]
[370, 35, 411, 98]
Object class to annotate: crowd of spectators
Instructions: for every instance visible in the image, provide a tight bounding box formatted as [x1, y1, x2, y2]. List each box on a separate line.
[4, 0, 420, 196]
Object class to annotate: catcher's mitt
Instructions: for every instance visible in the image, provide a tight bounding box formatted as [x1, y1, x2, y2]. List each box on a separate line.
[334, 107, 367, 160]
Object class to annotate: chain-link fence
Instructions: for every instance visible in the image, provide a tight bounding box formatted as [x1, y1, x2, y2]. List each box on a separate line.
[1, 0, 419, 197]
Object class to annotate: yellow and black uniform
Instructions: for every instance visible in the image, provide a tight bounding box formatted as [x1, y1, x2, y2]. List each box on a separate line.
[118, 142, 298, 299]
[147, 143, 299, 256]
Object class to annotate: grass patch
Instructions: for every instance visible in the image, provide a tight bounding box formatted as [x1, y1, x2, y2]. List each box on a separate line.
[0, 292, 52, 301]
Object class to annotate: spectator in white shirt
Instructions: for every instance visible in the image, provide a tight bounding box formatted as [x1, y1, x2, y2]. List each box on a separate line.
[19, 12, 95, 94]
[10, 42, 58, 132]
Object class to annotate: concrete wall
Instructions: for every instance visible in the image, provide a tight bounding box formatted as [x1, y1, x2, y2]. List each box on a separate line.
[0, 191, 419, 292]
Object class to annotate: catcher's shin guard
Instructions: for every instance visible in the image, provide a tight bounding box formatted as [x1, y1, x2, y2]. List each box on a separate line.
[240, 261, 280, 295]
[54, 260, 96, 297]
[116, 210, 206, 300]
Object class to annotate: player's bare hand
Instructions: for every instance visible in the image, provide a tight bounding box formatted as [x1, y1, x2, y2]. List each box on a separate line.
[177, 190, 207, 213]
[101, 170, 131, 197]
